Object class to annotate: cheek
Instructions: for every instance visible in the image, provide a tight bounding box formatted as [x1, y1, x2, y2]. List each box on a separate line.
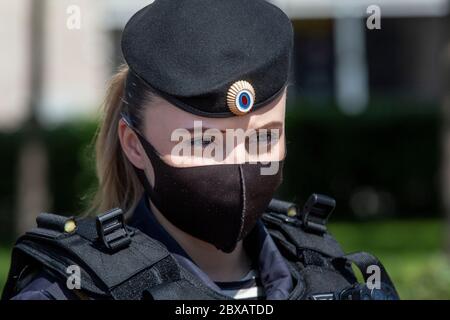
[280, 133, 286, 158]
[143, 156, 156, 187]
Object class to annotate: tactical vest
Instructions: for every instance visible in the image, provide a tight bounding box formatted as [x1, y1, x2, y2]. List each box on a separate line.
[1, 194, 399, 300]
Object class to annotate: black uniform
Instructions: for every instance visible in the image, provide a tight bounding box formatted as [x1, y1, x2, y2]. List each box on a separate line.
[8, 196, 292, 300]
[2, 194, 399, 300]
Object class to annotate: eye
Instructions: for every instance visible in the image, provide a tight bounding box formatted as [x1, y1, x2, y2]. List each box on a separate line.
[254, 131, 276, 145]
[257, 131, 272, 144]
[190, 135, 216, 147]
[246, 130, 280, 154]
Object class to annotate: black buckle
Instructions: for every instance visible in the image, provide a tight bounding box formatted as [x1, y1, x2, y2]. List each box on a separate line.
[268, 199, 299, 217]
[310, 293, 336, 300]
[96, 208, 131, 252]
[301, 194, 336, 233]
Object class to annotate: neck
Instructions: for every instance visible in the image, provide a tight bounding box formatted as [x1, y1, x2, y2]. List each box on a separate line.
[148, 198, 252, 282]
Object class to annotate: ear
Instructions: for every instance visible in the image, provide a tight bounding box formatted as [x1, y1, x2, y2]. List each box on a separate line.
[118, 119, 147, 170]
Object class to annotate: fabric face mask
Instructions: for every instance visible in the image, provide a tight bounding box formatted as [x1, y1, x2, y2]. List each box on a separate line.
[133, 130, 284, 253]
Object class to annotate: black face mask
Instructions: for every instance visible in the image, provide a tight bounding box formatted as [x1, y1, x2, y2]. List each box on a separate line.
[133, 130, 284, 253]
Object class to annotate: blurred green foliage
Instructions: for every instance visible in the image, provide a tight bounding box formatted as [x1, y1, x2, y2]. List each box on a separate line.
[0, 133, 21, 244]
[329, 219, 450, 299]
[0, 121, 98, 243]
[0, 248, 9, 295]
[280, 100, 439, 219]
[45, 121, 98, 216]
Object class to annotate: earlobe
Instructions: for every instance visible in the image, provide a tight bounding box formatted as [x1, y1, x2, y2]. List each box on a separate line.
[118, 119, 146, 170]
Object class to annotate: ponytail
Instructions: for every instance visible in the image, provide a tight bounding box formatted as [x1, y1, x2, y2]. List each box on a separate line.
[88, 65, 144, 217]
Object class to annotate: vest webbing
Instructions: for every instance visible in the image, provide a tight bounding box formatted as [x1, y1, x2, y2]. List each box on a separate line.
[1, 210, 398, 300]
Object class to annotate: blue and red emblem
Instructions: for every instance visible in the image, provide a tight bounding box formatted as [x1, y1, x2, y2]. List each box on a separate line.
[227, 80, 256, 116]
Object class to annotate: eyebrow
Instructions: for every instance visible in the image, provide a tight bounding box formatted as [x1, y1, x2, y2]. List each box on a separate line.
[256, 121, 284, 129]
[184, 121, 284, 134]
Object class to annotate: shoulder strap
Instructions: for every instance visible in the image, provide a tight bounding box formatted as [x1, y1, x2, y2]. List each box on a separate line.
[261, 210, 345, 259]
[264, 196, 400, 300]
[332, 252, 400, 299]
[1, 209, 209, 300]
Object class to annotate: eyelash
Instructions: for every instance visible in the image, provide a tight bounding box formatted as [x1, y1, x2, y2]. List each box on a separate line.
[190, 136, 216, 147]
[189, 132, 277, 148]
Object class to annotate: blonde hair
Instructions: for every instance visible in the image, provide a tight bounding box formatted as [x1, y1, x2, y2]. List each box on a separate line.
[88, 64, 150, 217]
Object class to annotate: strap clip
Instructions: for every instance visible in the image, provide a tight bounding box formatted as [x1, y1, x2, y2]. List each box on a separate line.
[301, 194, 336, 233]
[96, 208, 131, 253]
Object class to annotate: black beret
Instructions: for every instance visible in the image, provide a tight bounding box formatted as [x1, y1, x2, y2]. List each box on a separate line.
[121, 0, 294, 117]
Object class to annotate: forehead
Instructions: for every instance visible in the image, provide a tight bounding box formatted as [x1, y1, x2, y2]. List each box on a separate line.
[144, 89, 287, 132]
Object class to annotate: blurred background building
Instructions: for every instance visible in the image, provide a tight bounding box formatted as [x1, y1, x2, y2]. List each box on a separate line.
[0, 0, 449, 299]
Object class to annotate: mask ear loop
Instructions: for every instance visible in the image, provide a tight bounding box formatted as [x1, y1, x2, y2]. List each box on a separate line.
[120, 111, 164, 208]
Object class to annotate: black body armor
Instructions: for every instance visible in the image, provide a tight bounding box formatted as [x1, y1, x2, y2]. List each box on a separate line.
[1, 194, 399, 300]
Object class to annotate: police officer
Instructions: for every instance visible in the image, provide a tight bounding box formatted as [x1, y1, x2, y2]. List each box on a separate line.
[2, 0, 399, 300]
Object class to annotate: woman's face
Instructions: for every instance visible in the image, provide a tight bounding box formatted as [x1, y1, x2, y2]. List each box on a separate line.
[119, 88, 287, 181]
